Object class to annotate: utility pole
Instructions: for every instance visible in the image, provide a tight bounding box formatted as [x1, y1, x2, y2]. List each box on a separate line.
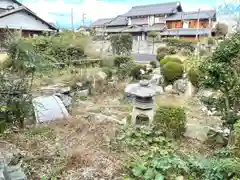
[71, 8, 74, 32]
[196, 8, 200, 40]
[82, 13, 86, 27]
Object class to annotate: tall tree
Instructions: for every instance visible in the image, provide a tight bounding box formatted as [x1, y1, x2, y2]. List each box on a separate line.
[199, 32, 240, 138]
[148, 31, 158, 54]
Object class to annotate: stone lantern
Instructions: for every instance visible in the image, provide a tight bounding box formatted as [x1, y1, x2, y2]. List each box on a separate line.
[131, 80, 156, 125]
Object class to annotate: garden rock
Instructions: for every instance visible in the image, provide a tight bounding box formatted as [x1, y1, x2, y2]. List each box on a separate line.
[95, 71, 107, 80]
[76, 89, 89, 97]
[207, 128, 229, 145]
[58, 86, 71, 94]
[32, 95, 69, 123]
[150, 74, 163, 86]
[184, 124, 212, 141]
[173, 79, 188, 93]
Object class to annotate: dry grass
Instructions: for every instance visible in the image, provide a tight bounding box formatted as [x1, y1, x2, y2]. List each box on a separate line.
[0, 118, 123, 180]
[33, 67, 102, 89]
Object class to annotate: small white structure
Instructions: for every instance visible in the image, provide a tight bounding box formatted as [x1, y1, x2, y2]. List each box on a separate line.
[131, 80, 156, 125]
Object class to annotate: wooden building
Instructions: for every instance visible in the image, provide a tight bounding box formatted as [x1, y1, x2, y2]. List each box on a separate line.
[91, 1, 216, 40]
[0, 0, 58, 39]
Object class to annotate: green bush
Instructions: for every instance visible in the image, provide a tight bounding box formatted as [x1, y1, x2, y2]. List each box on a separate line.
[102, 67, 113, 79]
[150, 60, 157, 68]
[188, 68, 201, 88]
[117, 60, 135, 80]
[130, 64, 144, 80]
[154, 106, 186, 138]
[25, 31, 86, 64]
[162, 38, 196, 52]
[157, 46, 177, 55]
[110, 33, 133, 55]
[162, 61, 184, 85]
[157, 47, 169, 54]
[160, 57, 182, 67]
[156, 52, 167, 62]
[114, 56, 132, 68]
[234, 120, 240, 157]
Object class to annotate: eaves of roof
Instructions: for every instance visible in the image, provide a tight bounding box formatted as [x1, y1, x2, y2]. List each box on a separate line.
[160, 28, 212, 36]
[0, 7, 58, 30]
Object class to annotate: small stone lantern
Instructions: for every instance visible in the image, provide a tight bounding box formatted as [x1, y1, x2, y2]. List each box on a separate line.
[131, 80, 156, 125]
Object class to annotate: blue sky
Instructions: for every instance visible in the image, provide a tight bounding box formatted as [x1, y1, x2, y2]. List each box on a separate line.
[17, 0, 232, 29]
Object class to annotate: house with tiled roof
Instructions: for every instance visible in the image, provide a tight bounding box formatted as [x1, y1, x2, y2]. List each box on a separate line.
[91, 1, 216, 40]
[0, 0, 58, 40]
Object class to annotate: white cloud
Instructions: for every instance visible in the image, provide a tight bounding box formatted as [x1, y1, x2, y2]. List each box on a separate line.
[22, 0, 131, 23]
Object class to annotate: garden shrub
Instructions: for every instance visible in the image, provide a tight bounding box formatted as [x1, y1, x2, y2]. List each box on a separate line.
[207, 37, 215, 45]
[156, 52, 167, 62]
[154, 106, 186, 138]
[188, 68, 202, 88]
[110, 33, 133, 55]
[157, 46, 177, 55]
[162, 38, 196, 52]
[114, 56, 132, 68]
[130, 64, 144, 80]
[25, 31, 86, 64]
[160, 57, 182, 67]
[150, 60, 157, 68]
[162, 61, 184, 85]
[199, 48, 210, 57]
[117, 60, 135, 80]
[102, 67, 113, 79]
[234, 120, 240, 157]
[157, 47, 168, 54]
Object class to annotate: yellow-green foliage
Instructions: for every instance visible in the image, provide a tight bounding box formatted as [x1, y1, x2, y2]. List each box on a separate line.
[160, 57, 182, 67]
[188, 68, 202, 88]
[154, 106, 186, 138]
[162, 61, 184, 85]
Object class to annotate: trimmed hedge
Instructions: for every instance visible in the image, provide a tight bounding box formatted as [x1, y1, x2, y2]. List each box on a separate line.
[154, 106, 186, 138]
[160, 57, 182, 67]
[188, 68, 201, 88]
[157, 46, 177, 55]
[162, 61, 184, 85]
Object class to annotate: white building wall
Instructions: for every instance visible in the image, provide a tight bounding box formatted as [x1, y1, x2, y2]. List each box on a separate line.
[0, 11, 53, 31]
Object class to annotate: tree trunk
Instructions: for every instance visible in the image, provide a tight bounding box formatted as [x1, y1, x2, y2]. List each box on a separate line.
[152, 38, 155, 55]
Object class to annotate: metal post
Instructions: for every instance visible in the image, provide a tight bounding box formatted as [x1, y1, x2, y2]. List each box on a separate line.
[71, 8, 74, 32]
[196, 8, 200, 40]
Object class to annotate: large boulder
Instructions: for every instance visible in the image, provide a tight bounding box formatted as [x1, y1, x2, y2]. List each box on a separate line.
[173, 79, 188, 93]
